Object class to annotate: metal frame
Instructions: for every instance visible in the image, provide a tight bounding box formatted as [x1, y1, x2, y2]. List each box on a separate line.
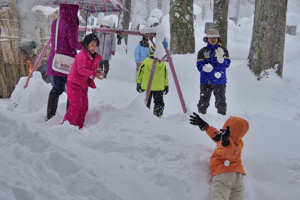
[24, 27, 187, 113]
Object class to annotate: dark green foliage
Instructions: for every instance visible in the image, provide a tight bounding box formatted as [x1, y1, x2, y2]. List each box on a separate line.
[169, 0, 195, 54]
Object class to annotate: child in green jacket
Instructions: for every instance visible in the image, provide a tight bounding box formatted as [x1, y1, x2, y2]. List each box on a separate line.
[136, 46, 169, 117]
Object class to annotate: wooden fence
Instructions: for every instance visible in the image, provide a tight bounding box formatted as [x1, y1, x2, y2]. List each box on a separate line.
[0, 1, 58, 98]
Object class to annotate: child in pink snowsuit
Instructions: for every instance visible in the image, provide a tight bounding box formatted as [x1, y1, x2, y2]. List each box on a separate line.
[63, 34, 105, 129]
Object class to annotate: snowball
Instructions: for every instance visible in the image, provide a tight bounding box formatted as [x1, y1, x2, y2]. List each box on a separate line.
[215, 72, 221, 79]
[203, 64, 213, 73]
[224, 160, 230, 167]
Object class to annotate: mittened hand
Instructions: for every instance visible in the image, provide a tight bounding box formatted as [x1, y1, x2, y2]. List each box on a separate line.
[136, 84, 143, 93]
[211, 126, 230, 146]
[95, 68, 105, 80]
[212, 132, 221, 142]
[164, 86, 169, 95]
[189, 112, 209, 131]
[111, 51, 115, 55]
[202, 64, 213, 73]
[220, 126, 230, 147]
[215, 47, 225, 63]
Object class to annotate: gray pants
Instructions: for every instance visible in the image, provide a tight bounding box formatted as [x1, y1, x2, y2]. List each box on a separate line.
[210, 172, 244, 200]
[99, 60, 109, 77]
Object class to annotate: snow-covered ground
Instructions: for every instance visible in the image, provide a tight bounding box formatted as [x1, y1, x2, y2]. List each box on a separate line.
[1, 9, 300, 200]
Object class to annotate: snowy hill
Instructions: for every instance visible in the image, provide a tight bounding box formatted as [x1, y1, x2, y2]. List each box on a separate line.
[1, 14, 300, 200]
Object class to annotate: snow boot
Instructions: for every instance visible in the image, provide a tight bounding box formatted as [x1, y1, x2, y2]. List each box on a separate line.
[46, 93, 59, 121]
[104, 69, 109, 78]
[198, 107, 207, 114]
[217, 109, 226, 115]
[153, 105, 164, 118]
[66, 98, 70, 111]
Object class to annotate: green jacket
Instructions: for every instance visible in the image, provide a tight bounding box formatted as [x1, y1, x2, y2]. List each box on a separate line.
[136, 56, 169, 91]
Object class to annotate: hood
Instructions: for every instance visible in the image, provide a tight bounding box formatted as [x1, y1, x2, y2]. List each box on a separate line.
[59, 4, 79, 21]
[223, 116, 249, 141]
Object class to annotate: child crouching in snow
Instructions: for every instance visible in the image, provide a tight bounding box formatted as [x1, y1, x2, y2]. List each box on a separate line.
[190, 112, 249, 200]
[62, 34, 105, 129]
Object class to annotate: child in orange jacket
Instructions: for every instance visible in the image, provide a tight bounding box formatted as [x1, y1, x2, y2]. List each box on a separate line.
[190, 112, 249, 200]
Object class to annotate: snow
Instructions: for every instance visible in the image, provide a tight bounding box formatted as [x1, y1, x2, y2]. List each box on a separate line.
[1, 5, 300, 200]
[286, 13, 300, 26]
[31, 5, 58, 17]
[193, 4, 201, 16]
[150, 9, 163, 20]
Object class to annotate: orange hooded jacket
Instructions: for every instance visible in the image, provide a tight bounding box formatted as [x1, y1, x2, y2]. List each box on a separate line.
[204, 116, 249, 177]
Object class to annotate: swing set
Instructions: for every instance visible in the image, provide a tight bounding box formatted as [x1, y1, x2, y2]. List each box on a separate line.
[23, 27, 187, 113]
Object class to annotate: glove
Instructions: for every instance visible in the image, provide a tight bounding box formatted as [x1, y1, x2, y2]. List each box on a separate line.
[136, 84, 143, 93]
[189, 112, 208, 131]
[220, 126, 230, 147]
[162, 38, 168, 48]
[164, 86, 169, 95]
[111, 51, 115, 55]
[202, 64, 213, 73]
[212, 126, 230, 147]
[215, 47, 225, 63]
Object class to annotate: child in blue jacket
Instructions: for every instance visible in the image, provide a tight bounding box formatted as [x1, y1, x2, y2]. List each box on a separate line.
[196, 29, 231, 115]
[134, 36, 150, 76]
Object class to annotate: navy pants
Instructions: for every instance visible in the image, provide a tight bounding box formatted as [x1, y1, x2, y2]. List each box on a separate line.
[50, 76, 67, 95]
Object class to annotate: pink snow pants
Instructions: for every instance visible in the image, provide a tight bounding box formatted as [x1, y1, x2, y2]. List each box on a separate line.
[63, 81, 89, 129]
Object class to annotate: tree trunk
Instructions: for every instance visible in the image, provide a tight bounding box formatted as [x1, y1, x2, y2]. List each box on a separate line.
[157, 0, 163, 10]
[213, 0, 229, 48]
[248, 0, 287, 79]
[146, 0, 150, 18]
[201, 5, 206, 20]
[169, 0, 195, 54]
[120, 0, 131, 50]
[234, 0, 241, 20]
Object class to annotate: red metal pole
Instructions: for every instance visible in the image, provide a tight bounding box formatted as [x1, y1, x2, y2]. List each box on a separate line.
[24, 37, 51, 89]
[165, 48, 187, 113]
[81, 27, 187, 113]
[144, 58, 158, 105]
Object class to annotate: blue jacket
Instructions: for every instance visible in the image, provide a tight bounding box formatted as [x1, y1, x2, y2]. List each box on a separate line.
[196, 43, 231, 85]
[134, 42, 150, 63]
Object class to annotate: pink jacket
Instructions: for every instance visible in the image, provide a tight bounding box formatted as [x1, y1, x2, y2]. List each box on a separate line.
[67, 47, 102, 88]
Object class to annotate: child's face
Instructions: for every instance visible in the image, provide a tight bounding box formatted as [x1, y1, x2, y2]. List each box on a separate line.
[208, 37, 218, 45]
[87, 41, 98, 54]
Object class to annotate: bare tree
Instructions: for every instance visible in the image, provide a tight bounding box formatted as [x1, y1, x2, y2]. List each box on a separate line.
[233, 0, 241, 20]
[157, 0, 163, 9]
[120, 0, 131, 47]
[213, 0, 229, 48]
[169, 0, 195, 54]
[248, 0, 288, 79]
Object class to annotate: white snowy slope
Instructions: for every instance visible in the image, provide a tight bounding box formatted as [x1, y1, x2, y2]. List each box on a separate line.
[1, 10, 300, 200]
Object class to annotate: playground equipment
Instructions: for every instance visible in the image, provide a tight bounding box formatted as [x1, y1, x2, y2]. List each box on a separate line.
[24, 27, 187, 113]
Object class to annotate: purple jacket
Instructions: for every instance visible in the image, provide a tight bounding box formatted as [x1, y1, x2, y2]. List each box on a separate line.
[47, 4, 82, 77]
